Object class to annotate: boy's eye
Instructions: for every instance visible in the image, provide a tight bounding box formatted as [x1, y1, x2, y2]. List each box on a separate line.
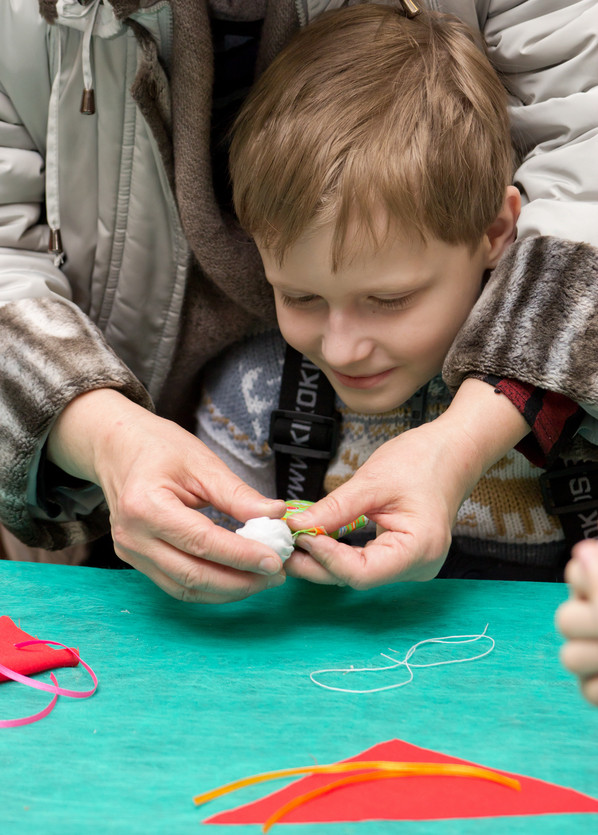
[280, 293, 320, 308]
[370, 294, 414, 310]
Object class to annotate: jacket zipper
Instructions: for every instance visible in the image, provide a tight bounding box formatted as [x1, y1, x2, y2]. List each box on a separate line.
[294, 0, 307, 27]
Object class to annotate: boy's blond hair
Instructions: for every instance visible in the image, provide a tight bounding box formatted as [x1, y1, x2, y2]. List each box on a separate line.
[230, 4, 513, 268]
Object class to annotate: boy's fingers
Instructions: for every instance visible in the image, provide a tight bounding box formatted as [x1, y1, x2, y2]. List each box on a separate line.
[576, 539, 598, 592]
[556, 599, 598, 640]
[560, 639, 598, 678]
[580, 675, 598, 707]
[566, 540, 598, 598]
[564, 557, 589, 598]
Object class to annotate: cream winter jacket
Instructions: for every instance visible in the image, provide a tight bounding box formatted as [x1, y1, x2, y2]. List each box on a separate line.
[0, 0, 597, 548]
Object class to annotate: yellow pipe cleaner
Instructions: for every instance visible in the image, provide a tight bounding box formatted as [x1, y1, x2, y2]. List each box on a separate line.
[194, 759, 521, 832]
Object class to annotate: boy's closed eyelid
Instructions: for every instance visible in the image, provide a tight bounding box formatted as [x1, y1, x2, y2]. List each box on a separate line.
[277, 292, 418, 310]
[368, 293, 416, 310]
[279, 292, 321, 308]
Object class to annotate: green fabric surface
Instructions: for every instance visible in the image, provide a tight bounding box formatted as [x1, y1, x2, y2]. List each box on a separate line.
[0, 562, 597, 835]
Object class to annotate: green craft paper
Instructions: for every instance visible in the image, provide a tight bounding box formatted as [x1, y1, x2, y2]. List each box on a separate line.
[0, 561, 597, 835]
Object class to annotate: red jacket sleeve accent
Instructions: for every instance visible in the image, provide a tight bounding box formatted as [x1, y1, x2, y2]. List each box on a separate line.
[481, 376, 584, 468]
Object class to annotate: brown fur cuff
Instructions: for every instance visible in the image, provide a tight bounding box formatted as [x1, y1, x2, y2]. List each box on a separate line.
[38, 1, 57, 24]
[444, 236, 598, 405]
[0, 298, 154, 549]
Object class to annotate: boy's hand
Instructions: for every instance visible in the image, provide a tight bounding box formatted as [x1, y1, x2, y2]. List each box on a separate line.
[556, 540, 598, 706]
[284, 378, 529, 586]
[48, 389, 287, 602]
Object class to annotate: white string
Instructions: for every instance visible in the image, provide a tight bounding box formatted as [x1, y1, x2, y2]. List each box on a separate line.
[81, 0, 101, 93]
[46, 27, 64, 266]
[309, 625, 495, 694]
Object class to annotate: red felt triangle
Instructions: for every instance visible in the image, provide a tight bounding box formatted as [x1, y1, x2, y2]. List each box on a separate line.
[204, 739, 598, 825]
[0, 616, 78, 683]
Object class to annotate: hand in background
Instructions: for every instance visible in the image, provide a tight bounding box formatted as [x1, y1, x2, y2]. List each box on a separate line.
[556, 540, 598, 706]
[48, 389, 287, 602]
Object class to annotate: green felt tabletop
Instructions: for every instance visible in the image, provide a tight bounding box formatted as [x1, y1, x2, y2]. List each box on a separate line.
[0, 561, 597, 835]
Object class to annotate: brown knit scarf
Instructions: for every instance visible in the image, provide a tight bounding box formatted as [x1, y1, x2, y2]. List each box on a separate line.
[38, 0, 300, 424]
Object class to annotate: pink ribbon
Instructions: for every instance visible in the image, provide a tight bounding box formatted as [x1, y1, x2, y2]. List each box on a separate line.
[0, 640, 97, 728]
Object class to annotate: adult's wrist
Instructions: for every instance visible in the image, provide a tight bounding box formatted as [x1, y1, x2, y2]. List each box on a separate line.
[434, 377, 530, 496]
[47, 388, 143, 486]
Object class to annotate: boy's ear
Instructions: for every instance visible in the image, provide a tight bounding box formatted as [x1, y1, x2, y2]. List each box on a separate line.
[484, 185, 521, 268]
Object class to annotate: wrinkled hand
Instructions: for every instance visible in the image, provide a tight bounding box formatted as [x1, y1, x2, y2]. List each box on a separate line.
[284, 378, 529, 588]
[48, 389, 287, 602]
[285, 421, 467, 587]
[556, 541, 598, 706]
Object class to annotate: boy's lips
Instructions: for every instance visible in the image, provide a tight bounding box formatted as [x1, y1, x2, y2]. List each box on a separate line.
[331, 367, 395, 389]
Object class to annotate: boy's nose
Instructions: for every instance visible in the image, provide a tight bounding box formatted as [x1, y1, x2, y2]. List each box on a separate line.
[321, 312, 374, 369]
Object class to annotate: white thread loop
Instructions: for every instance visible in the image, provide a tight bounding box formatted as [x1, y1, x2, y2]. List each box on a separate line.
[310, 625, 495, 694]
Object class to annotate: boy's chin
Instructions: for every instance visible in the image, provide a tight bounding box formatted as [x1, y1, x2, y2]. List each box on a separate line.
[334, 387, 417, 416]
[322, 367, 437, 415]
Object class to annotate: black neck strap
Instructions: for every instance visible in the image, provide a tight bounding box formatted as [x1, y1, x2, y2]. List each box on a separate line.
[540, 460, 598, 548]
[269, 344, 341, 501]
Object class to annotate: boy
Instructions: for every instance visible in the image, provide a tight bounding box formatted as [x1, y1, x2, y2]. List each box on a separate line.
[196, 5, 575, 582]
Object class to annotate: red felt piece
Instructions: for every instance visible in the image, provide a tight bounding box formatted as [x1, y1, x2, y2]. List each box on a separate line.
[0, 617, 78, 683]
[204, 739, 598, 825]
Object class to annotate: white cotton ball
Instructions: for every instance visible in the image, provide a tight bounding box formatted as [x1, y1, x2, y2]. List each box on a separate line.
[235, 517, 294, 561]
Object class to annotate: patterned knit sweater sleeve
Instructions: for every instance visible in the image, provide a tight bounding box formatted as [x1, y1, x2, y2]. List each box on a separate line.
[0, 297, 154, 549]
[443, 236, 598, 461]
[195, 328, 285, 530]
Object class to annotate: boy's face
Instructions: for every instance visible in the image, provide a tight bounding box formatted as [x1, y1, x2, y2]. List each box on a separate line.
[259, 223, 494, 414]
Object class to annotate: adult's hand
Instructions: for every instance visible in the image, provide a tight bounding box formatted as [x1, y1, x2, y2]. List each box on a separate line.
[48, 389, 287, 602]
[556, 540, 598, 706]
[285, 378, 529, 587]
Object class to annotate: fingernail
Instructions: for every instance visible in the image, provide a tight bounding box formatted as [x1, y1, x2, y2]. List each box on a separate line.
[287, 513, 312, 530]
[267, 573, 286, 588]
[259, 556, 281, 575]
[296, 535, 313, 554]
[577, 543, 598, 579]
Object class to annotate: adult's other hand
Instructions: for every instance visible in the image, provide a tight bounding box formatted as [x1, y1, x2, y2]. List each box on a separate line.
[285, 379, 529, 587]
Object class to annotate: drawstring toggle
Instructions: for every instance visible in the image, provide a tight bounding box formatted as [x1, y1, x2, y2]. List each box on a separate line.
[48, 229, 65, 267]
[80, 88, 96, 114]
